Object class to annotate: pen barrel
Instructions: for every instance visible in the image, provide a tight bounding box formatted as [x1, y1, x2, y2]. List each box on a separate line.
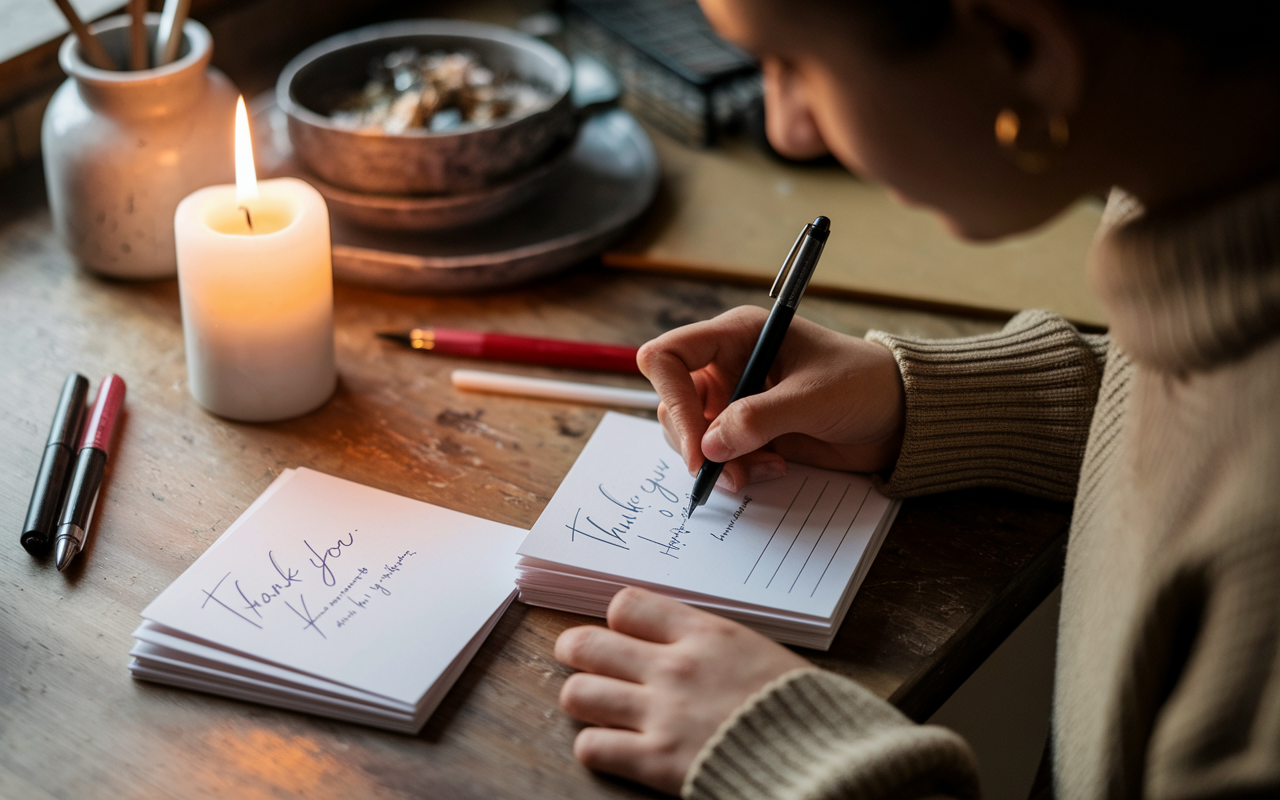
[691, 217, 826, 516]
[21, 373, 88, 554]
[690, 304, 797, 509]
[775, 232, 827, 310]
[47, 374, 90, 447]
[21, 442, 76, 553]
[478, 333, 641, 374]
[409, 330, 642, 373]
[728, 304, 796, 404]
[58, 447, 107, 532]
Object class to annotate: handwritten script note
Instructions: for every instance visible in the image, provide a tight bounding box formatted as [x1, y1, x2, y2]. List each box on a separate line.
[517, 413, 896, 623]
[141, 468, 524, 706]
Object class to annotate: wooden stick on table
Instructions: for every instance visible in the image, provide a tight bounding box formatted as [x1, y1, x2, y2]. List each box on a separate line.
[49, 0, 117, 70]
[128, 0, 148, 70]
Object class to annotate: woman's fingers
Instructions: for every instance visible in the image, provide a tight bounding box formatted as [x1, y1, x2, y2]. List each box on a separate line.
[639, 328, 721, 471]
[606, 586, 705, 644]
[701, 382, 810, 464]
[555, 624, 661, 683]
[559, 673, 648, 730]
[646, 306, 908, 479]
[644, 307, 819, 469]
[641, 357, 706, 471]
[573, 728, 685, 796]
[559, 587, 816, 795]
[639, 307, 770, 472]
[716, 450, 788, 493]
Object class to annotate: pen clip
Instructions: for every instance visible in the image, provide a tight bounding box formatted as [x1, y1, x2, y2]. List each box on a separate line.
[770, 225, 811, 299]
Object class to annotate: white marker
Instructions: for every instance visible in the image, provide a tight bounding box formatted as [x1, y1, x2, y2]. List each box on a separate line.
[451, 370, 660, 410]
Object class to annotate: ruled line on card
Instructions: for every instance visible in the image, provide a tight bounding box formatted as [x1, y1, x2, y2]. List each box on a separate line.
[790, 482, 852, 593]
[767, 481, 830, 589]
[745, 477, 808, 584]
[811, 484, 873, 598]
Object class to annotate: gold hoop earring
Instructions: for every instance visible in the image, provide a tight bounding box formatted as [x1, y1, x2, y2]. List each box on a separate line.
[994, 108, 1070, 175]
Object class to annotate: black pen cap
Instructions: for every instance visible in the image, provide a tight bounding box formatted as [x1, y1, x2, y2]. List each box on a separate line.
[20, 373, 89, 555]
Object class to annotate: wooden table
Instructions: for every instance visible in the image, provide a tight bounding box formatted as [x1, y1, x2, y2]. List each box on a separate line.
[0, 165, 1070, 799]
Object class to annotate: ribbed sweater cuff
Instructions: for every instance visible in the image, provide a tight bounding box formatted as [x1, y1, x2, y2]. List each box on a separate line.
[866, 310, 1108, 501]
[683, 668, 978, 800]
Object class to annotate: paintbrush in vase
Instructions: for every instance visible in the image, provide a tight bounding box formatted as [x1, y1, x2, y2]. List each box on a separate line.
[128, 0, 148, 69]
[49, 0, 117, 70]
[153, 0, 192, 67]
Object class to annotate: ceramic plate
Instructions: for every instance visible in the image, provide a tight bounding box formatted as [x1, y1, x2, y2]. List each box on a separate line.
[283, 136, 576, 232]
[253, 98, 658, 293]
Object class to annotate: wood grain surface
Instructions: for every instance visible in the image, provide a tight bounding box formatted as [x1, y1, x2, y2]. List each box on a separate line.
[0, 165, 1070, 799]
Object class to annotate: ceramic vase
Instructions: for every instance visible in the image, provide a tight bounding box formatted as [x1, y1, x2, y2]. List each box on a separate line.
[42, 14, 239, 279]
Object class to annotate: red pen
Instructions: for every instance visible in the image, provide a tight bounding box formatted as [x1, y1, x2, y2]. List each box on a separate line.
[377, 328, 642, 374]
[54, 374, 126, 572]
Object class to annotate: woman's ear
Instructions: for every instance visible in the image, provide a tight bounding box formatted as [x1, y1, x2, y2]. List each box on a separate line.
[763, 58, 831, 161]
[957, 0, 1085, 119]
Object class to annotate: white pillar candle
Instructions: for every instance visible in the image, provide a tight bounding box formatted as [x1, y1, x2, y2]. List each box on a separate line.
[174, 97, 335, 422]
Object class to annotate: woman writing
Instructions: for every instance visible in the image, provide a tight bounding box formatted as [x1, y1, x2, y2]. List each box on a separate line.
[553, 0, 1280, 797]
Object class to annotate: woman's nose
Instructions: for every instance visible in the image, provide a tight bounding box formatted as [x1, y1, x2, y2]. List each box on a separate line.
[763, 59, 830, 160]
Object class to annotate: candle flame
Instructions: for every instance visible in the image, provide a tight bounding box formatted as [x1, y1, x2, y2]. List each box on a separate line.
[235, 96, 259, 206]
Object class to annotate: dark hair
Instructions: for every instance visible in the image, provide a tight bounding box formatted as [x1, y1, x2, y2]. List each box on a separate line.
[860, 0, 1280, 70]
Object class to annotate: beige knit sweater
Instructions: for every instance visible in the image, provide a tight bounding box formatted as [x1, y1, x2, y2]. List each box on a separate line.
[682, 178, 1280, 800]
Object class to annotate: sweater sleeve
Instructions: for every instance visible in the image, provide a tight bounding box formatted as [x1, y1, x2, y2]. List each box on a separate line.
[683, 668, 979, 800]
[866, 309, 1109, 502]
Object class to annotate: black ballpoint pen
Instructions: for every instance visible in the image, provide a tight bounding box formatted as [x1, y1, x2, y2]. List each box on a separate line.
[20, 373, 89, 556]
[687, 216, 830, 517]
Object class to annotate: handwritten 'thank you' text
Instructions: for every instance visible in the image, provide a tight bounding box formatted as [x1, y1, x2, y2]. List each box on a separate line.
[196, 530, 419, 641]
[566, 459, 689, 556]
[306, 530, 356, 586]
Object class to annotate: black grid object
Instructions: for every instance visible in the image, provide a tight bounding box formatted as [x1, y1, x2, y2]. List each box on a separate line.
[562, 0, 763, 146]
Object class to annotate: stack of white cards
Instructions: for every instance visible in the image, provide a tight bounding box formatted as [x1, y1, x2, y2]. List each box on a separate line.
[516, 413, 900, 650]
[130, 468, 524, 733]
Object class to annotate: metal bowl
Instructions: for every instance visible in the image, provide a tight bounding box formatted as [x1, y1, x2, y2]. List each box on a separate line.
[276, 19, 576, 196]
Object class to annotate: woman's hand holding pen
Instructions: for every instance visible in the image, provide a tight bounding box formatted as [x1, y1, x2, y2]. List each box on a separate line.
[555, 306, 907, 794]
[637, 306, 908, 492]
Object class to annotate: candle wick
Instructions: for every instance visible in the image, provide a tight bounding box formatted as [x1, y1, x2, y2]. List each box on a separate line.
[239, 206, 254, 231]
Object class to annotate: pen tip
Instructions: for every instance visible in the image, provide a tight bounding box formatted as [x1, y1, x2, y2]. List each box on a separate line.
[54, 538, 74, 572]
[376, 332, 411, 346]
[812, 216, 830, 231]
[686, 498, 697, 518]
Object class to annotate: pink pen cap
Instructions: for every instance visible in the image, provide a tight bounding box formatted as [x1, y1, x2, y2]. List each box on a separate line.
[80, 374, 126, 454]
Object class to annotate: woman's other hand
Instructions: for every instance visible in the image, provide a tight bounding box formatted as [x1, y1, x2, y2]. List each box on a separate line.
[637, 306, 906, 491]
[556, 587, 811, 795]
